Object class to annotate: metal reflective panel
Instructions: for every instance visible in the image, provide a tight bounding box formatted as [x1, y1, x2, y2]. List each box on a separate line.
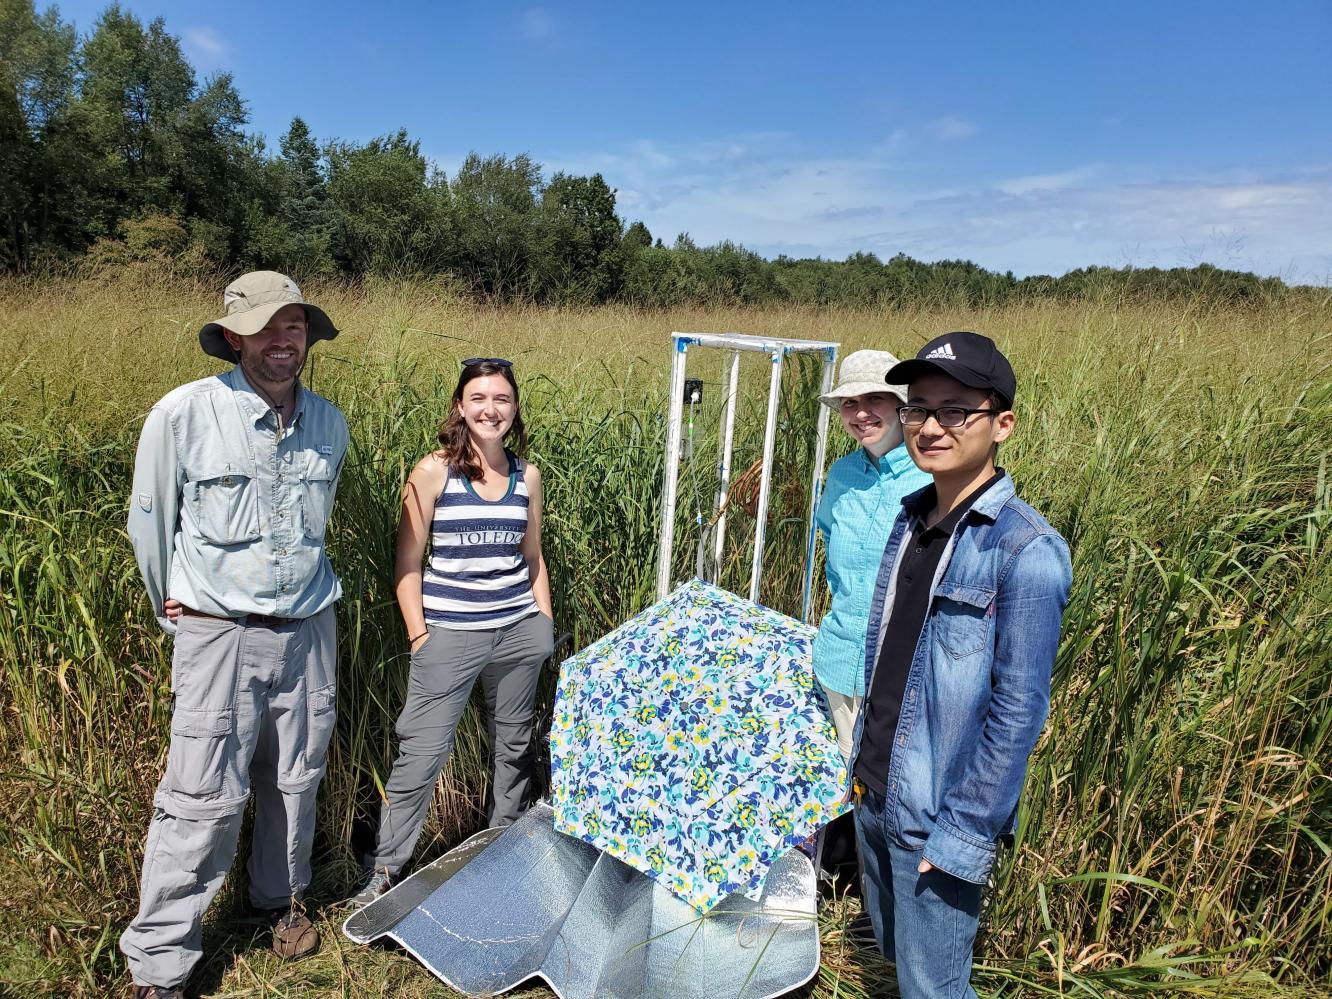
[343, 803, 820, 999]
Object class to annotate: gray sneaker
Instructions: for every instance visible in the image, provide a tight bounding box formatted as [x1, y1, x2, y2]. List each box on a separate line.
[351, 868, 393, 907]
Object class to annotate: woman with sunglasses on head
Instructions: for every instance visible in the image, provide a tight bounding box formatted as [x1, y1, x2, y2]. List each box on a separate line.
[353, 357, 554, 905]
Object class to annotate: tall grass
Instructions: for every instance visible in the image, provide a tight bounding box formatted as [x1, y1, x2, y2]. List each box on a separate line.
[0, 272, 1328, 997]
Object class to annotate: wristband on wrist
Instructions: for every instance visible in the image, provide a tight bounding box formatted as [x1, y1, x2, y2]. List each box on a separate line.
[408, 631, 428, 644]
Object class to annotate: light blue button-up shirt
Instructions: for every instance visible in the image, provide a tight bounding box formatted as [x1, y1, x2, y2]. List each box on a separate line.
[127, 366, 349, 633]
[812, 442, 931, 696]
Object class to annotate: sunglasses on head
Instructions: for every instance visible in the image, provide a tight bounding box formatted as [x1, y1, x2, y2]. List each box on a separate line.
[462, 356, 513, 368]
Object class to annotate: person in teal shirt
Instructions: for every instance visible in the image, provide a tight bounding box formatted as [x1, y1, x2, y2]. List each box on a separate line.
[814, 349, 931, 762]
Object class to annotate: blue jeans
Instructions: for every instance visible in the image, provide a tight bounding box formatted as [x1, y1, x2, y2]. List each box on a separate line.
[855, 789, 982, 998]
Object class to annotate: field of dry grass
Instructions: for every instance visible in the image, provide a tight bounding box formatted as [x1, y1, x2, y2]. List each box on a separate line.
[1, 271, 1329, 996]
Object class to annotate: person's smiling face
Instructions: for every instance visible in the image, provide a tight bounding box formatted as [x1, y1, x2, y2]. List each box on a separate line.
[457, 373, 516, 444]
[838, 392, 899, 451]
[229, 304, 308, 385]
[902, 372, 1013, 476]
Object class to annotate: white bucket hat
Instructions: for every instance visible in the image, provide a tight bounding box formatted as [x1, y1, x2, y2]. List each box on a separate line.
[818, 349, 909, 408]
[198, 270, 339, 362]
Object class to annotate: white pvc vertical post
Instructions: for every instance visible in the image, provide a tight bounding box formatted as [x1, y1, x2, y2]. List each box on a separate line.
[656, 336, 689, 599]
[749, 348, 785, 603]
[800, 346, 838, 623]
[711, 350, 742, 580]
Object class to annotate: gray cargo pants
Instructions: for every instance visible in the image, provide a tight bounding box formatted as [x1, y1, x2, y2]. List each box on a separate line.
[368, 610, 553, 875]
[120, 607, 337, 989]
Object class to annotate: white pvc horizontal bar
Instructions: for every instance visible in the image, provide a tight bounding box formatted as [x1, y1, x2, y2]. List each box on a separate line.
[672, 331, 837, 354]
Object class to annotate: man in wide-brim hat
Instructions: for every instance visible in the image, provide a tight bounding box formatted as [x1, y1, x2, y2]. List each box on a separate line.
[121, 271, 349, 998]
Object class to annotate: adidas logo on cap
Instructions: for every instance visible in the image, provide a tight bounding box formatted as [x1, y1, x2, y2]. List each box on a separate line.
[924, 342, 957, 361]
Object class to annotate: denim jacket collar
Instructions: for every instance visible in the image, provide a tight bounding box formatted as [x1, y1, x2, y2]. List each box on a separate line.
[900, 469, 1015, 526]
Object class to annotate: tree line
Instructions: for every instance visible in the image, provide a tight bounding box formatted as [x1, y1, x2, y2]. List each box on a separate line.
[1, 1, 1297, 307]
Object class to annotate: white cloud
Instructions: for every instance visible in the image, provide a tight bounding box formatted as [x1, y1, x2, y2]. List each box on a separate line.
[928, 115, 978, 141]
[995, 168, 1096, 196]
[519, 8, 554, 40]
[544, 134, 1332, 282]
[183, 26, 226, 59]
[853, 173, 1332, 281]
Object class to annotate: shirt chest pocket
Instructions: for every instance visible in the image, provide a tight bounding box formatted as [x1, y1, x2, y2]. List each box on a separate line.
[189, 466, 261, 546]
[930, 581, 995, 660]
[300, 455, 337, 539]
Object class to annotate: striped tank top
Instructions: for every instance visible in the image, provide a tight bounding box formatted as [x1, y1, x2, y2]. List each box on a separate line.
[421, 452, 538, 630]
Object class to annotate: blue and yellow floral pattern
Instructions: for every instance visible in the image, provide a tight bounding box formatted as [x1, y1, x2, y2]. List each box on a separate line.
[549, 579, 850, 914]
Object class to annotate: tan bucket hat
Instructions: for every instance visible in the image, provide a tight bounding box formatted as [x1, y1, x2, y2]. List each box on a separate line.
[199, 270, 339, 362]
[818, 349, 909, 408]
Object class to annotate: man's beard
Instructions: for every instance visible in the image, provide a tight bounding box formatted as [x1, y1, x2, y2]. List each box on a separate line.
[244, 348, 306, 384]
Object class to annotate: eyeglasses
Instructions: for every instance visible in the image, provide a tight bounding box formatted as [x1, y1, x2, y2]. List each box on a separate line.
[461, 356, 513, 368]
[897, 405, 1000, 429]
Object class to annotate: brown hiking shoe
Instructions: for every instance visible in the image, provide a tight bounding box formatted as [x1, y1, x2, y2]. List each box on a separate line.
[271, 909, 319, 960]
[132, 987, 185, 999]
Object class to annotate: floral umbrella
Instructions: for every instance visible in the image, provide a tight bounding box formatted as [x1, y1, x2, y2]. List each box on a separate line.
[549, 579, 850, 914]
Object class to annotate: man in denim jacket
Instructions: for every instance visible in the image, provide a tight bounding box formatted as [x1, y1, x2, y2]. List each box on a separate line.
[849, 332, 1072, 998]
[121, 272, 349, 999]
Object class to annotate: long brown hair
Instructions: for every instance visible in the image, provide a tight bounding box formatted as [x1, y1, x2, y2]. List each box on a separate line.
[436, 360, 528, 481]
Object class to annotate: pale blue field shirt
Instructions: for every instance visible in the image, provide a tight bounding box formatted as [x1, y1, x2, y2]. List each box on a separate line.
[127, 366, 349, 633]
[813, 443, 931, 697]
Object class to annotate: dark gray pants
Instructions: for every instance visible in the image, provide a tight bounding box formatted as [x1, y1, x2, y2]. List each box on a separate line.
[121, 607, 337, 989]
[368, 610, 554, 875]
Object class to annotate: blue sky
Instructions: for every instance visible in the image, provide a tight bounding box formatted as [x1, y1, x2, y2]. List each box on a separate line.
[56, 0, 1332, 282]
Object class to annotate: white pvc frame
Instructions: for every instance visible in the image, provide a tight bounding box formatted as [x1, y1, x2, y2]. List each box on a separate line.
[656, 332, 839, 622]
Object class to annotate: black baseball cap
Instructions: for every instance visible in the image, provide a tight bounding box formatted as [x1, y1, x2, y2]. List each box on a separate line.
[885, 331, 1016, 408]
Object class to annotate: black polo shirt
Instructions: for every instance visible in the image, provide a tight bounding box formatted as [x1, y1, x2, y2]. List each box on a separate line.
[855, 472, 1003, 794]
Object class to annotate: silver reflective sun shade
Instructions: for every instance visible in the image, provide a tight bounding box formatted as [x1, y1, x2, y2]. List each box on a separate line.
[343, 802, 820, 999]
